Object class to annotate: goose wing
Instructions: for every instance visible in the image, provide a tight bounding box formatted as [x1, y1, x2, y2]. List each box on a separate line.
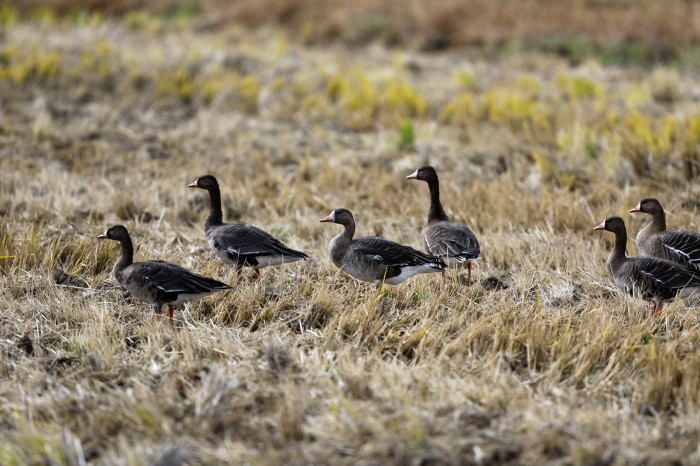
[625, 257, 700, 301]
[353, 236, 445, 268]
[132, 260, 232, 294]
[658, 230, 700, 269]
[425, 221, 480, 261]
[212, 223, 308, 259]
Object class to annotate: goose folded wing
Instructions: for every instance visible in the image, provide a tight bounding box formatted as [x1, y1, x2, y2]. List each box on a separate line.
[660, 230, 700, 265]
[426, 223, 479, 260]
[425, 231, 479, 261]
[139, 261, 230, 293]
[633, 257, 700, 292]
[219, 225, 308, 258]
[356, 237, 443, 266]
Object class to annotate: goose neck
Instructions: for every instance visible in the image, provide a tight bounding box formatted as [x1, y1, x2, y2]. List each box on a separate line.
[427, 178, 449, 223]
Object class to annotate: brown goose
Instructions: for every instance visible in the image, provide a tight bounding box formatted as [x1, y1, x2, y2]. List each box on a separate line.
[630, 198, 700, 270]
[406, 166, 480, 283]
[594, 216, 700, 314]
[188, 175, 309, 281]
[319, 208, 446, 287]
[98, 225, 231, 322]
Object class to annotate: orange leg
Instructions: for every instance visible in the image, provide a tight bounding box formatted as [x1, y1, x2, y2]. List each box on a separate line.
[466, 262, 473, 285]
[168, 305, 174, 323]
[652, 303, 663, 317]
[441, 272, 446, 280]
[253, 269, 261, 281]
[236, 270, 243, 284]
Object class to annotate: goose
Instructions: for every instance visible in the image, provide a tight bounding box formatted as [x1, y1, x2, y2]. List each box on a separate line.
[594, 216, 700, 314]
[188, 175, 309, 281]
[630, 198, 700, 270]
[406, 166, 480, 283]
[98, 225, 231, 322]
[319, 208, 446, 287]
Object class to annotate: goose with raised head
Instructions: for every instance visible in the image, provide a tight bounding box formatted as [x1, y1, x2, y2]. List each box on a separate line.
[98, 225, 231, 322]
[188, 175, 309, 281]
[320, 208, 446, 287]
[406, 166, 480, 283]
[630, 198, 700, 270]
[594, 216, 700, 315]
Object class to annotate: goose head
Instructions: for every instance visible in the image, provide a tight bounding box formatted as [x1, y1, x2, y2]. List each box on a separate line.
[593, 216, 625, 233]
[629, 198, 663, 215]
[406, 165, 438, 183]
[319, 208, 354, 226]
[98, 224, 130, 242]
[187, 174, 218, 190]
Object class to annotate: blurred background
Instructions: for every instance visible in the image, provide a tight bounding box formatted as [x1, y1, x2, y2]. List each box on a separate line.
[7, 0, 700, 65]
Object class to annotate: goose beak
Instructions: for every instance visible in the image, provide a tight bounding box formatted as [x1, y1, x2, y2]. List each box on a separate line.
[406, 169, 418, 180]
[319, 215, 334, 223]
[593, 222, 606, 231]
[97, 232, 109, 239]
[187, 181, 198, 188]
[629, 204, 641, 213]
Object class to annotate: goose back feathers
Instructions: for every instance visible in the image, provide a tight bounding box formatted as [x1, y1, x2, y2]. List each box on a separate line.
[320, 208, 446, 286]
[630, 198, 700, 270]
[98, 225, 231, 321]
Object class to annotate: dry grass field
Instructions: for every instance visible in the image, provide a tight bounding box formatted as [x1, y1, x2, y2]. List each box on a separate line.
[2, 2, 700, 464]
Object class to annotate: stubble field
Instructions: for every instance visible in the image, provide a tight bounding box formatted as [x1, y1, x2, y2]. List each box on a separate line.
[2, 4, 700, 464]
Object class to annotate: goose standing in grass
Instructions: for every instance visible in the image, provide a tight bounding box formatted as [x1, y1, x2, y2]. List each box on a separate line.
[98, 225, 231, 322]
[188, 175, 309, 282]
[406, 166, 480, 283]
[320, 208, 446, 288]
[629, 198, 700, 270]
[594, 216, 700, 315]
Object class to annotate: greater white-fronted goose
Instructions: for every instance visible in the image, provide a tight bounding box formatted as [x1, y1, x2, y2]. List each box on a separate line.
[98, 225, 231, 322]
[630, 198, 700, 270]
[188, 175, 309, 281]
[594, 216, 700, 314]
[319, 208, 446, 287]
[406, 166, 480, 283]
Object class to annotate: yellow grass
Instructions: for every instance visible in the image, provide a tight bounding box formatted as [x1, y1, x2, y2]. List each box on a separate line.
[2, 14, 700, 464]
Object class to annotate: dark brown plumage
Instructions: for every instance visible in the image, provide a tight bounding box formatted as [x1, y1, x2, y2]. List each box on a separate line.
[406, 166, 480, 283]
[320, 208, 446, 287]
[594, 216, 700, 315]
[98, 225, 231, 322]
[188, 175, 309, 282]
[630, 198, 700, 270]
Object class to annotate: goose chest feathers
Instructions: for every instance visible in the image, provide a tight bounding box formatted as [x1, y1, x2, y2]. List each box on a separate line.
[630, 198, 700, 271]
[98, 225, 231, 322]
[320, 208, 446, 286]
[188, 175, 309, 281]
[594, 216, 700, 314]
[406, 165, 480, 283]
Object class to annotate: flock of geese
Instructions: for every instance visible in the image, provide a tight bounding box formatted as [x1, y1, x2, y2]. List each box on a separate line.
[97, 166, 700, 322]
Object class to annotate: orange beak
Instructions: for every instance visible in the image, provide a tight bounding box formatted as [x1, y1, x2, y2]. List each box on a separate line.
[319, 215, 334, 223]
[593, 222, 606, 231]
